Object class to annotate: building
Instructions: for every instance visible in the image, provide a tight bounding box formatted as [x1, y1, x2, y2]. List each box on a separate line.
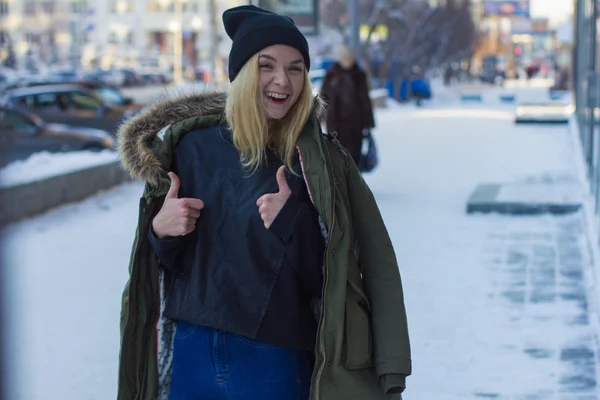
[0, 0, 243, 79]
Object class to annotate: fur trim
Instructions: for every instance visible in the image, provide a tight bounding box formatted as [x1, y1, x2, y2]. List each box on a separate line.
[313, 93, 326, 121]
[117, 87, 227, 184]
[117, 86, 326, 184]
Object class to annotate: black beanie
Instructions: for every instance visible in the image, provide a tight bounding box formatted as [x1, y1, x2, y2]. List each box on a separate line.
[223, 5, 310, 82]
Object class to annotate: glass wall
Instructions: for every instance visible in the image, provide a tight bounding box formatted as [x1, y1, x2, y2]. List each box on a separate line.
[574, 0, 600, 210]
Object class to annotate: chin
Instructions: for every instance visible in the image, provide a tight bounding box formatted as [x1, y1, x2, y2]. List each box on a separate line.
[266, 109, 289, 120]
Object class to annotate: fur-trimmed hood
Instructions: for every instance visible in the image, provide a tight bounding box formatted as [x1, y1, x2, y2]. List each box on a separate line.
[118, 88, 325, 185]
[117, 88, 227, 184]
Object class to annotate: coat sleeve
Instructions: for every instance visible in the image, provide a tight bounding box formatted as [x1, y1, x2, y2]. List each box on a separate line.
[148, 227, 187, 270]
[344, 150, 412, 386]
[320, 70, 335, 104]
[359, 71, 376, 129]
[146, 139, 191, 272]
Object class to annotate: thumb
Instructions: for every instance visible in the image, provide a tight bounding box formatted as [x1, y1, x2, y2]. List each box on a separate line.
[165, 172, 180, 199]
[276, 165, 291, 194]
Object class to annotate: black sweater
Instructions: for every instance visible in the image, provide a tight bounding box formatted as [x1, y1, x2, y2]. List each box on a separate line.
[148, 124, 325, 351]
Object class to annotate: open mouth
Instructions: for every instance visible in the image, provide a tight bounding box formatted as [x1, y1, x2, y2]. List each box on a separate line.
[265, 91, 290, 105]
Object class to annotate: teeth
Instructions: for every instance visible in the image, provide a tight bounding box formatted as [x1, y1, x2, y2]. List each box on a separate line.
[267, 92, 289, 100]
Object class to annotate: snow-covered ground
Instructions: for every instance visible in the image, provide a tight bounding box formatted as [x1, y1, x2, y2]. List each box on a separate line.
[0, 150, 118, 188]
[369, 105, 597, 399]
[1, 182, 143, 400]
[2, 84, 598, 399]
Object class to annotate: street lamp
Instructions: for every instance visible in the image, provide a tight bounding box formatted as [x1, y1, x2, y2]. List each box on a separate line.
[162, 0, 184, 84]
[171, 0, 184, 84]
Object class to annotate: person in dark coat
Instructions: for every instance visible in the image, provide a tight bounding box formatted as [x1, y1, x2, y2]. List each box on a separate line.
[321, 45, 375, 165]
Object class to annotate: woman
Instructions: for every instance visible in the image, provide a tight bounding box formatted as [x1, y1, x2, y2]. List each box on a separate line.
[117, 5, 411, 400]
[321, 45, 375, 166]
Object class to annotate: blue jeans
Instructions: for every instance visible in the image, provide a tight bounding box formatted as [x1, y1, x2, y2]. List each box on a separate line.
[170, 321, 313, 399]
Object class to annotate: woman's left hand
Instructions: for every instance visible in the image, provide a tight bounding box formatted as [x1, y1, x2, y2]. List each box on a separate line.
[257, 165, 291, 228]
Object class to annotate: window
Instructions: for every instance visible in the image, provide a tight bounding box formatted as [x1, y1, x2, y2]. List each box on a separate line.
[0, 109, 37, 134]
[70, 92, 103, 110]
[41, 1, 55, 14]
[24, 33, 37, 43]
[34, 93, 58, 107]
[146, 1, 159, 12]
[24, 1, 36, 15]
[71, 1, 88, 14]
[0, 1, 9, 17]
[96, 87, 125, 105]
[146, 0, 196, 12]
[110, 0, 134, 13]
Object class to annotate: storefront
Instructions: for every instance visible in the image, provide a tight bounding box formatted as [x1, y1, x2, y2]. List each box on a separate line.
[573, 0, 600, 210]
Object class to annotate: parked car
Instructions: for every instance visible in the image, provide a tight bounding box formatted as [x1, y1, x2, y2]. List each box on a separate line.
[108, 68, 146, 87]
[3, 79, 139, 108]
[0, 105, 116, 167]
[140, 71, 172, 85]
[1, 84, 144, 135]
[83, 69, 124, 87]
[480, 55, 506, 86]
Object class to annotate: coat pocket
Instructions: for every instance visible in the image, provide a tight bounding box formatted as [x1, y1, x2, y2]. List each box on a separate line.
[343, 281, 373, 370]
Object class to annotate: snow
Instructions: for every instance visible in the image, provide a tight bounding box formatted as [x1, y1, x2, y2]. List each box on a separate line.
[1, 183, 143, 400]
[495, 182, 583, 204]
[2, 83, 599, 399]
[0, 150, 118, 188]
[364, 99, 597, 398]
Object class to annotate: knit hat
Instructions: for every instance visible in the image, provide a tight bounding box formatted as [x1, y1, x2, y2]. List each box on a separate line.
[223, 5, 310, 82]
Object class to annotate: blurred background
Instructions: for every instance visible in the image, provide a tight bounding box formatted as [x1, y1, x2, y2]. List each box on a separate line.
[0, 0, 574, 99]
[3, 0, 600, 400]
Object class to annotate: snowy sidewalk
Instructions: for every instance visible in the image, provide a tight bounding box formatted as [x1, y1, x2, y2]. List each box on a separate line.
[1, 92, 599, 399]
[366, 105, 598, 399]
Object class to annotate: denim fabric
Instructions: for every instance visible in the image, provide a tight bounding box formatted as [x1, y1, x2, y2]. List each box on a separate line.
[170, 321, 312, 400]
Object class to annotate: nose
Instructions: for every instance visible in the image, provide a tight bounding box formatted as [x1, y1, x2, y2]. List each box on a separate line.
[273, 67, 290, 87]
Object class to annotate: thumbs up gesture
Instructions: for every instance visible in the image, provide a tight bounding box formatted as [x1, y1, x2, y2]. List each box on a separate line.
[257, 165, 292, 229]
[152, 172, 205, 239]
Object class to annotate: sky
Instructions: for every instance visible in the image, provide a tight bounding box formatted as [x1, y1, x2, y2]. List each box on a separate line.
[529, 0, 575, 24]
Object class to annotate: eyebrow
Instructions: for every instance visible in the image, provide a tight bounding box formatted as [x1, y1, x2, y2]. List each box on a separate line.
[259, 54, 304, 64]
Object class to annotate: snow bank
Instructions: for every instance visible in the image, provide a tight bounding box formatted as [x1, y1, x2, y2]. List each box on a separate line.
[0, 150, 119, 188]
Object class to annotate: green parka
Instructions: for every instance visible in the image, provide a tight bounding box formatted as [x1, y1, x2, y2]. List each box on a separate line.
[116, 90, 411, 399]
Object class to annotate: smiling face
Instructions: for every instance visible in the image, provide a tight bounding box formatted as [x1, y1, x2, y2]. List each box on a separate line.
[258, 45, 306, 120]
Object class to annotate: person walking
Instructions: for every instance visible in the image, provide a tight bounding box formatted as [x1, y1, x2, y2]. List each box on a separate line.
[116, 5, 411, 399]
[320, 45, 376, 166]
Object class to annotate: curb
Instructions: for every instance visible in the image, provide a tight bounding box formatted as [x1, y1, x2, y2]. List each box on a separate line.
[0, 161, 131, 226]
[466, 182, 583, 215]
[461, 93, 483, 102]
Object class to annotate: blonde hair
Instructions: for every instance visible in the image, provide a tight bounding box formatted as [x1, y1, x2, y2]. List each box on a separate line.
[225, 53, 314, 173]
[337, 44, 354, 62]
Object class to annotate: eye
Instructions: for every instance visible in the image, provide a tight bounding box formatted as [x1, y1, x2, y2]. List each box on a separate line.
[259, 63, 274, 70]
[289, 66, 303, 72]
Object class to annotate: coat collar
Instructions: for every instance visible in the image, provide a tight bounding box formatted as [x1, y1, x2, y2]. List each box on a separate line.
[117, 87, 326, 186]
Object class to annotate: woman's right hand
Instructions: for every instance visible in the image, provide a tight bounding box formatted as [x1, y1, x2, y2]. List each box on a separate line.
[152, 172, 205, 239]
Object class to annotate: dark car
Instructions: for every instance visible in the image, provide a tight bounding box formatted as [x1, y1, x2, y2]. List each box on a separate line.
[3, 79, 140, 108]
[1, 84, 144, 135]
[0, 105, 116, 167]
[480, 55, 506, 86]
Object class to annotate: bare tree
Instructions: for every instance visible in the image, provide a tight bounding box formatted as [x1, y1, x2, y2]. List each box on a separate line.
[319, 0, 477, 95]
[320, 0, 350, 38]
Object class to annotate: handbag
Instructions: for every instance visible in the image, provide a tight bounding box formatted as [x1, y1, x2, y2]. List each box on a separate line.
[358, 130, 378, 173]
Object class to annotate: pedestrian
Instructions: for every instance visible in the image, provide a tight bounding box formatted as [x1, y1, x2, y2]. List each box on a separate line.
[320, 45, 376, 167]
[116, 5, 411, 400]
